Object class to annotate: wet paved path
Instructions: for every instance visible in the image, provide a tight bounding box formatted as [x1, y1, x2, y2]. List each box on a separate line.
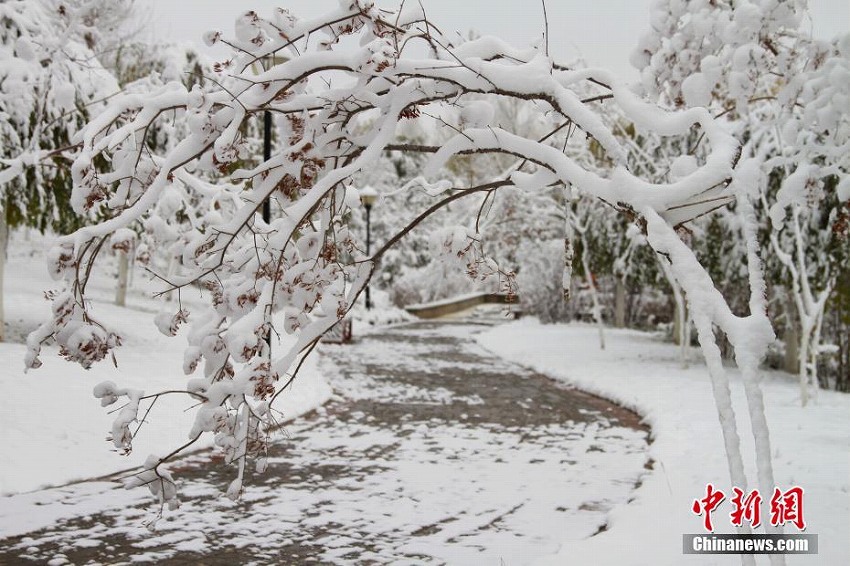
[0, 321, 649, 565]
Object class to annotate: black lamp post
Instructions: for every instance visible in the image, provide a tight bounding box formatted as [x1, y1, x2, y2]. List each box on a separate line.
[262, 56, 274, 228]
[359, 185, 378, 310]
[263, 110, 271, 224]
[262, 56, 273, 349]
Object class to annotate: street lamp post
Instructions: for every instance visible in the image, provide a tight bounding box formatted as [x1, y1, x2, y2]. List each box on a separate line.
[263, 106, 271, 225]
[359, 185, 379, 310]
[258, 55, 276, 227]
[262, 56, 274, 350]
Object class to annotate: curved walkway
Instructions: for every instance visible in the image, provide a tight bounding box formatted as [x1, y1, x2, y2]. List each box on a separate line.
[0, 321, 650, 565]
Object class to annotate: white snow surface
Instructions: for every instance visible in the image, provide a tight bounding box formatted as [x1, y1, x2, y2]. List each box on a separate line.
[477, 319, 850, 566]
[682, 72, 713, 108]
[0, 233, 332, 495]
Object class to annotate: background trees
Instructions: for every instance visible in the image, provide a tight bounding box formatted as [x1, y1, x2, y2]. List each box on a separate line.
[632, 0, 850, 398]
[0, 0, 132, 340]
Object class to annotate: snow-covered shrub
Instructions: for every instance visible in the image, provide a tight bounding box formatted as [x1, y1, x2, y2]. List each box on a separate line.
[516, 239, 571, 323]
[0, 0, 121, 230]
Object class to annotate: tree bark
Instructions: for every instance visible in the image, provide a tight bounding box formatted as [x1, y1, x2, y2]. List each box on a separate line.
[580, 243, 605, 350]
[0, 216, 6, 342]
[673, 297, 691, 367]
[115, 252, 129, 307]
[783, 295, 799, 374]
[614, 277, 626, 328]
[660, 259, 689, 366]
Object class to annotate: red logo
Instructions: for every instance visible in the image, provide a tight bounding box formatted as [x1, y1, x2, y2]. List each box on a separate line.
[692, 483, 726, 532]
[769, 486, 806, 531]
[692, 485, 806, 532]
[730, 487, 762, 528]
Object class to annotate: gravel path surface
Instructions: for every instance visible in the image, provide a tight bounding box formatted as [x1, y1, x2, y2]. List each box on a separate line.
[0, 321, 650, 565]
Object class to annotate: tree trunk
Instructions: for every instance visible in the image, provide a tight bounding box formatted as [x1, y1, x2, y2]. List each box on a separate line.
[809, 303, 827, 400]
[783, 301, 799, 374]
[0, 216, 6, 342]
[115, 252, 129, 307]
[798, 318, 811, 407]
[127, 244, 135, 290]
[614, 277, 626, 328]
[673, 297, 691, 367]
[660, 259, 689, 366]
[673, 296, 685, 343]
[580, 248, 605, 350]
[165, 253, 177, 302]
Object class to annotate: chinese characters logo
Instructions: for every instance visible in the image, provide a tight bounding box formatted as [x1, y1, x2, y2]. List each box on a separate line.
[692, 484, 806, 532]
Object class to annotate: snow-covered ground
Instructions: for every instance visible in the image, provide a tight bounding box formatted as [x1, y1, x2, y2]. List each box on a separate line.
[0, 234, 332, 495]
[3, 231, 848, 565]
[477, 319, 850, 566]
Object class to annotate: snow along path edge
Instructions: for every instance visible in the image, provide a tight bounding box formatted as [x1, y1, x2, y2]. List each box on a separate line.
[473, 322, 659, 550]
[475, 319, 850, 566]
[0, 344, 332, 500]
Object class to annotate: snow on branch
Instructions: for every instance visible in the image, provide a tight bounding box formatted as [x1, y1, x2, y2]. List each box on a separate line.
[15, 0, 754, 508]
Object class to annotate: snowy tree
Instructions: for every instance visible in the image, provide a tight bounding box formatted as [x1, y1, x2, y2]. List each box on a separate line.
[11, 2, 785, 521]
[829, 268, 850, 392]
[515, 238, 569, 323]
[632, 2, 849, 563]
[101, 42, 217, 306]
[0, 0, 123, 340]
[369, 91, 556, 307]
[348, 120, 442, 304]
[634, 0, 850, 402]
